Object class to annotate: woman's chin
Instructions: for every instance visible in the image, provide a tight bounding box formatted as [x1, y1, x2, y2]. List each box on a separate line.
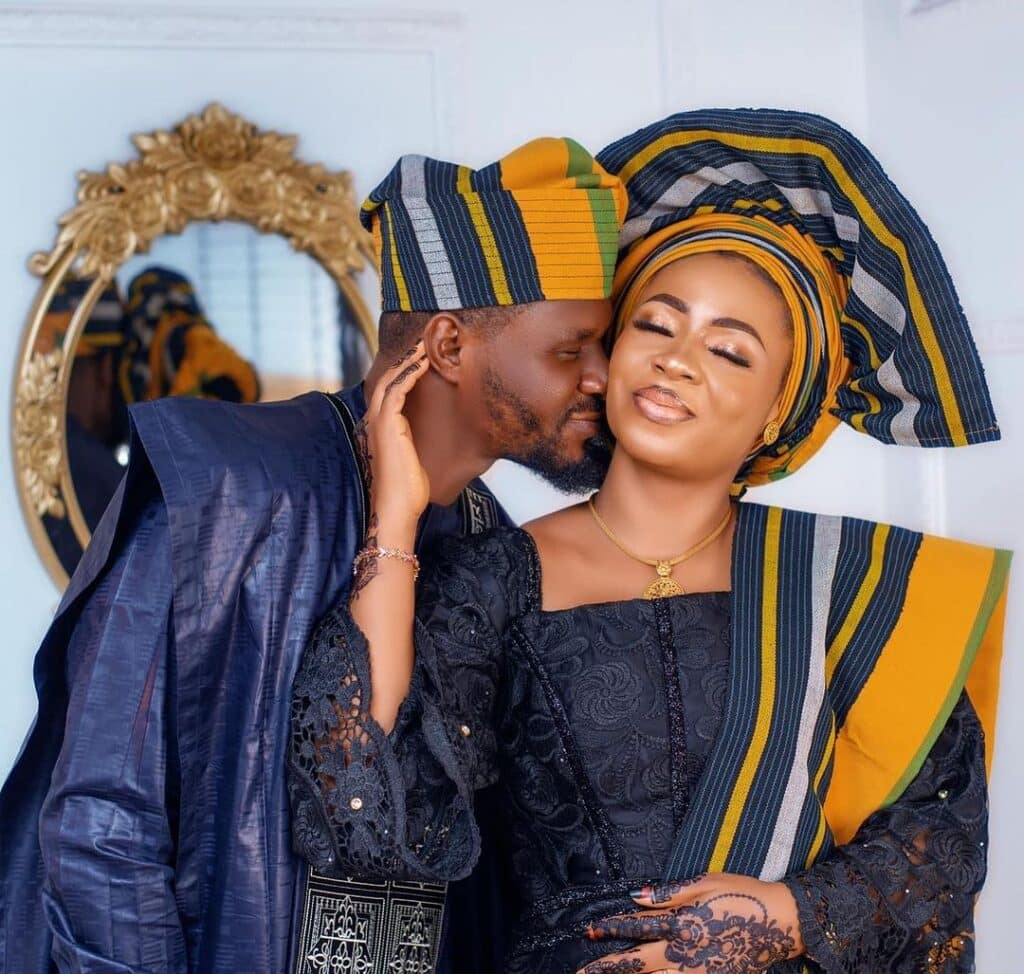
[610, 422, 698, 469]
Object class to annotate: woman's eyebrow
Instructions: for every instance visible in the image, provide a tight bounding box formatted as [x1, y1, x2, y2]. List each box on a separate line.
[647, 293, 765, 349]
[648, 293, 688, 314]
[711, 317, 765, 349]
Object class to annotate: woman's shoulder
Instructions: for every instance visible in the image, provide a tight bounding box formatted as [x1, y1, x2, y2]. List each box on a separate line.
[747, 503, 1008, 595]
[522, 501, 590, 548]
[748, 500, 1000, 550]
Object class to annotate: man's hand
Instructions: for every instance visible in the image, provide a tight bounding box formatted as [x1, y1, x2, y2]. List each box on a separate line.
[578, 872, 803, 974]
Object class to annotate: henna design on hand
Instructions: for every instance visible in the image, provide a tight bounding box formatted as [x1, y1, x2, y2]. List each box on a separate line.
[387, 343, 421, 372]
[589, 893, 796, 973]
[645, 874, 707, 905]
[351, 513, 380, 601]
[384, 355, 427, 397]
[582, 960, 645, 974]
[354, 417, 373, 498]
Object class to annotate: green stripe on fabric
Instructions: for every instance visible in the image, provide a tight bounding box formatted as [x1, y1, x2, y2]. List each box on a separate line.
[565, 138, 594, 180]
[882, 548, 1012, 805]
[587, 191, 618, 294]
[567, 134, 618, 296]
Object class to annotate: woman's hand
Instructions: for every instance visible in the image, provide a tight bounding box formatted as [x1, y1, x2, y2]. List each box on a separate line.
[359, 341, 431, 538]
[578, 873, 803, 974]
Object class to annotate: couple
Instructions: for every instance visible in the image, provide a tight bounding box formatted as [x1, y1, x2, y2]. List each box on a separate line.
[2, 131, 632, 972]
[0, 109, 1006, 974]
[287, 108, 1009, 974]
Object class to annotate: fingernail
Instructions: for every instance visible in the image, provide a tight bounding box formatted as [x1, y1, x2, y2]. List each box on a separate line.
[629, 886, 647, 899]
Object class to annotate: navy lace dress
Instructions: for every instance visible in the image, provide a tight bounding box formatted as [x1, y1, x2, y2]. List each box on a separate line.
[288, 528, 988, 973]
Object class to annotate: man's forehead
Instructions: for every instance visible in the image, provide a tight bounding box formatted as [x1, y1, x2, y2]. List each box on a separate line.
[512, 300, 611, 338]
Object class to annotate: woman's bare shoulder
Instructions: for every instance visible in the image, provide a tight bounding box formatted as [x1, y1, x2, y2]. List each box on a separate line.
[522, 501, 590, 546]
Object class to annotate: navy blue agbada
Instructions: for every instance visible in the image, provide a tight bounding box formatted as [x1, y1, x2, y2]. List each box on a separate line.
[0, 385, 509, 973]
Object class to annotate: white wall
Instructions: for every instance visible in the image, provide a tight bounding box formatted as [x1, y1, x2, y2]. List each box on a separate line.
[1, 0, 1020, 968]
[862, 2, 1024, 969]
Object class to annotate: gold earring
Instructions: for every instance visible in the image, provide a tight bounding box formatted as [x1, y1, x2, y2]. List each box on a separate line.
[762, 421, 780, 446]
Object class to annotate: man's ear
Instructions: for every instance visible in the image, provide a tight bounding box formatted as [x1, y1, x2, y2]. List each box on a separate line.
[422, 311, 466, 385]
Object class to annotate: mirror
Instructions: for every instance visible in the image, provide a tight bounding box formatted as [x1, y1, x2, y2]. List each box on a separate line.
[13, 104, 378, 589]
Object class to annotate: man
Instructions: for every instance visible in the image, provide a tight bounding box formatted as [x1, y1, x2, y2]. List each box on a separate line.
[0, 136, 625, 973]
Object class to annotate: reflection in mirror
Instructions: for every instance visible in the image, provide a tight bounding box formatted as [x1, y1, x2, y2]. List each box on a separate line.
[116, 222, 373, 401]
[38, 280, 129, 574]
[43, 222, 373, 579]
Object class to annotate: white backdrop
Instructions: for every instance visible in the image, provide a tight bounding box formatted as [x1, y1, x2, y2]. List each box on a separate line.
[0, 1, 1020, 969]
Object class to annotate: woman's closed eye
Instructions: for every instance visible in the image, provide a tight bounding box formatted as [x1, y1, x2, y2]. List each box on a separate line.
[710, 345, 752, 368]
[633, 319, 674, 337]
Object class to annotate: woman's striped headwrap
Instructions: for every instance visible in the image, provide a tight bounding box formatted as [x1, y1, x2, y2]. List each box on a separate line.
[39, 277, 127, 358]
[597, 108, 999, 488]
[124, 267, 260, 405]
[361, 137, 627, 312]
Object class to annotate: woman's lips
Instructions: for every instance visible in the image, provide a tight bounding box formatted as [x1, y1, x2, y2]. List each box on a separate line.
[633, 386, 694, 425]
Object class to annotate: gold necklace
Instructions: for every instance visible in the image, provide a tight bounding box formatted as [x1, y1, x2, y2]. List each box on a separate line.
[587, 496, 733, 600]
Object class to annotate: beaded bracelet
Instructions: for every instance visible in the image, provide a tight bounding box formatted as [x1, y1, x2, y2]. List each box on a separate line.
[353, 545, 421, 580]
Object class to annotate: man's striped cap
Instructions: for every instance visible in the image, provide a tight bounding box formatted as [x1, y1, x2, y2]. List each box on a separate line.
[361, 137, 627, 312]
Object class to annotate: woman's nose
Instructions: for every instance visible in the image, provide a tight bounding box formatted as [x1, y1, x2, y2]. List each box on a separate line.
[653, 349, 698, 382]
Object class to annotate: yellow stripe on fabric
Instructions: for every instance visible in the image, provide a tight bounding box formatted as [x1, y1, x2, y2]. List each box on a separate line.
[512, 195, 610, 298]
[805, 714, 836, 866]
[825, 524, 890, 684]
[78, 333, 124, 349]
[823, 536, 1001, 844]
[620, 130, 968, 444]
[457, 165, 513, 305]
[382, 204, 411, 312]
[709, 506, 781, 871]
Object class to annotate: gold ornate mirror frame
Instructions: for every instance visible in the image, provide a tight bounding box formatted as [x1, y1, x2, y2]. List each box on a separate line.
[13, 103, 378, 590]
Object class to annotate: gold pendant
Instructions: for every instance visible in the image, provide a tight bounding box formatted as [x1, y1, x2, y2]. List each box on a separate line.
[643, 561, 685, 600]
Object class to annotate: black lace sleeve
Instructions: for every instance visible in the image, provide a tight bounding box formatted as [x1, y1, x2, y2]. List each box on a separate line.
[288, 530, 523, 883]
[783, 692, 987, 973]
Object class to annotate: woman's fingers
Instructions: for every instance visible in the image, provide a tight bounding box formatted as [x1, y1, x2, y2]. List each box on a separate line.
[381, 353, 429, 408]
[576, 942, 676, 974]
[630, 874, 710, 909]
[584, 875, 713, 945]
[586, 911, 677, 942]
[369, 340, 426, 414]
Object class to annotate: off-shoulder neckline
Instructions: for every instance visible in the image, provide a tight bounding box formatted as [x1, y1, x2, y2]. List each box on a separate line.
[512, 526, 730, 616]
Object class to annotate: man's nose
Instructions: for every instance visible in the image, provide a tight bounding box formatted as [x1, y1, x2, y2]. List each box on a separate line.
[579, 345, 609, 395]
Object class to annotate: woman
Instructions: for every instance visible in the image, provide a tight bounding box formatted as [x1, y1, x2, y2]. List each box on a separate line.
[288, 110, 1008, 973]
[123, 265, 260, 405]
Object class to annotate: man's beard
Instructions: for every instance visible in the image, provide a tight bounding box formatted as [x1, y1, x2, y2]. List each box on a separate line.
[483, 368, 612, 494]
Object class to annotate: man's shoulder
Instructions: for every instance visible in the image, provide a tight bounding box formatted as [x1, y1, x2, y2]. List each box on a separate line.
[129, 391, 361, 499]
[132, 391, 346, 463]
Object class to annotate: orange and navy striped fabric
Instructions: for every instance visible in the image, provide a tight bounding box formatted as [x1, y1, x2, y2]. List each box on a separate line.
[597, 109, 999, 479]
[361, 137, 627, 312]
[38, 278, 127, 359]
[124, 267, 259, 405]
[661, 502, 1009, 884]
